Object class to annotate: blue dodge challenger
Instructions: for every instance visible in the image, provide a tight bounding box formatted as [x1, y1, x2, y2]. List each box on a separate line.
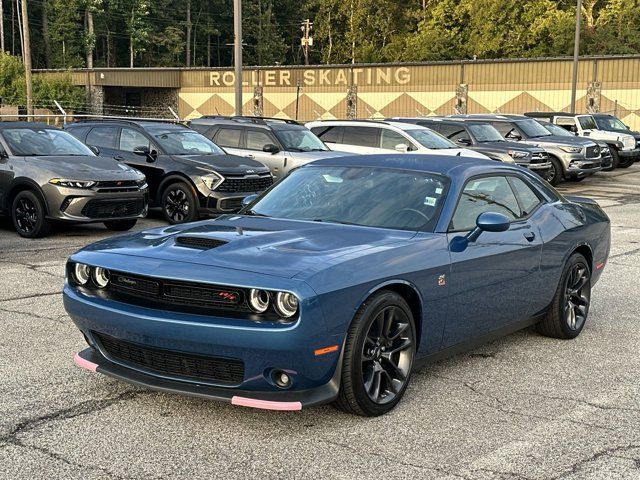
[64, 154, 610, 416]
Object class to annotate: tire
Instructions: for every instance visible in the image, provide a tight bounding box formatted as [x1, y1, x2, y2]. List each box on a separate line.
[11, 190, 50, 238]
[161, 182, 199, 224]
[546, 157, 563, 186]
[614, 148, 634, 168]
[104, 219, 138, 231]
[566, 176, 586, 182]
[609, 148, 620, 169]
[536, 253, 591, 339]
[334, 290, 416, 416]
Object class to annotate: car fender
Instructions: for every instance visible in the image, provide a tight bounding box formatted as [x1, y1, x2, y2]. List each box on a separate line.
[4, 177, 50, 215]
[156, 173, 200, 204]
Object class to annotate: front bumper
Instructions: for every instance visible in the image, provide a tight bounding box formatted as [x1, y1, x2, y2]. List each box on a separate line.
[565, 158, 602, 177]
[44, 183, 148, 222]
[619, 147, 640, 159]
[64, 272, 343, 410]
[198, 191, 259, 215]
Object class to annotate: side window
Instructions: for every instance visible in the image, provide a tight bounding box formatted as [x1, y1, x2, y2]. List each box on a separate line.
[66, 126, 90, 141]
[438, 124, 470, 143]
[450, 176, 522, 231]
[190, 124, 212, 135]
[555, 117, 576, 132]
[246, 129, 276, 151]
[86, 127, 119, 149]
[119, 128, 150, 152]
[492, 122, 518, 139]
[214, 128, 242, 148]
[342, 126, 380, 148]
[509, 177, 543, 216]
[311, 126, 342, 143]
[380, 129, 409, 149]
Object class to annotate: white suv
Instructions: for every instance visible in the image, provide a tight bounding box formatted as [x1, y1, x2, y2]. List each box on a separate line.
[306, 120, 489, 159]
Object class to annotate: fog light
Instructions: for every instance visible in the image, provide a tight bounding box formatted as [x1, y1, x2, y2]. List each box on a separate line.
[93, 267, 110, 288]
[272, 370, 291, 389]
[72, 263, 91, 285]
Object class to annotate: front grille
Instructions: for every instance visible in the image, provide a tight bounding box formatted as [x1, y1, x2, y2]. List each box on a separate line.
[219, 197, 244, 211]
[216, 175, 273, 193]
[95, 180, 140, 193]
[176, 236, 228, 249]
[82, 198, 144, 219]
[530, 152, 549, 164]
[586, 145, 601, 158]
[93, 332, 245, 384]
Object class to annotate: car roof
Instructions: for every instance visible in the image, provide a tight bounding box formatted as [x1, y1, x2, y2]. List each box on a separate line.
[307, 153, 518, 177]
[524, 112, 592, 118]
[306, 119, 425, 130]
[190, 116, 303, 130]
[449, 114, 531, 122]
[66, 120, 186, 130]
[0, 122, 59, 130]
[393, 117, 486, 126]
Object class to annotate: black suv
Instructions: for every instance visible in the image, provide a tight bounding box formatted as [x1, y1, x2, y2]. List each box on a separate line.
[389, 117, 551, 176]
[66, 120, 273, 224]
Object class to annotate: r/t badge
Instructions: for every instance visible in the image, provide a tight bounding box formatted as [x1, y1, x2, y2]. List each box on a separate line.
[438, 274, 446, 287]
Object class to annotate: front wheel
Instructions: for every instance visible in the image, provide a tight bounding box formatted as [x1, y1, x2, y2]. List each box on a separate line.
[615, 149, 634, 168]
[161, 182, 199, 224]
[546, 157, 563, 186]
[334, 290, 416, 416]
[104, 219, 138, 231]
[536, 253, 591, 339]
[12, 190, 50, 238]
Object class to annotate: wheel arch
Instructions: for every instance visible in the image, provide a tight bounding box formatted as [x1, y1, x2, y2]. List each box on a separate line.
[360, 280, 424, 346]
[571, 243, 594, 272]
[4, 178, 50, 215]
[156, 173, 199, 205]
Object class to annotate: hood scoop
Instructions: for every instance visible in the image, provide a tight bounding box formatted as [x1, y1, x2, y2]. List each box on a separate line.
[175, 236, 228, 250]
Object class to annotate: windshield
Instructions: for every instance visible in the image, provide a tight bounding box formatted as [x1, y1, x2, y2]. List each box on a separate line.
[152, 130, 224, 155]
[518, 119, 552, 138]
[467, 124, 504, 142]
[1, 128, 94, 156]
[405, 129, 457, 149]
[594, 116, 628, 131]
[542, 122, 574, 137]
[245, 165, 448, 231]
[274, 128, 328, 152]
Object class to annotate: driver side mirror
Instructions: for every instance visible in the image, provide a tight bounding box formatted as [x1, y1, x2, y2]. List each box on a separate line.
[506, 132, 522, 141]
[241, 194, 259, 208]
[0, 147, 8, 160]
[394, 143, 409, 152]
[450, 212, 511, 252]
[456, 137, 472, 146]
[134, 145, 157, 163]
[89, 145, 100, 156]
[263, 143, 280, 154]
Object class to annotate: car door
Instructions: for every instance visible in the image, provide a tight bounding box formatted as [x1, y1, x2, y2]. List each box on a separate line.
[379, 128, 414, 152]
[115, 127, 164, 190]
[443, 174, 543, 346]
[0, 138, 15, 208]
[244, 128, 287, 179]
[211, 126, 246, 158]
[332, 126, 384, 154]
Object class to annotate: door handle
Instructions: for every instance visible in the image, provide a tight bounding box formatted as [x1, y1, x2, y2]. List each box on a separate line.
[114, 155, 125, 161]
[524, 231, 536, 242]
[245, 154, 255, 159]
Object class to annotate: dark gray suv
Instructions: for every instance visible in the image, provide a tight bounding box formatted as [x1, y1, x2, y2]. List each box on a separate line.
[0, 122, 148, 238]
[66, 120, 273, 224]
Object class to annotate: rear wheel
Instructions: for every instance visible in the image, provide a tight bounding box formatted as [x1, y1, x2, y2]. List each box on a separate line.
[615, 148, 634, 168]
[536, 253, 591, 339]
[546, 157, 563, 185]
[334, 290, 416, 416]
[104, 219, 138, 231]
[161, 182, 199, 224]
[11, 190, 50, 238]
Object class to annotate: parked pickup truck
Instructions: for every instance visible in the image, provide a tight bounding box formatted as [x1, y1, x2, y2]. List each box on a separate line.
[524, 112, 639, 169]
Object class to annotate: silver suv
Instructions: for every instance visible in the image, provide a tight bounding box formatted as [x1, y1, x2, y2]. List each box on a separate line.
[189, 116, 345, 180]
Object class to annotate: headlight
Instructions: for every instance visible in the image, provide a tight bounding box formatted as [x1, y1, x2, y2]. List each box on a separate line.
[135, 177, 147, 188]
[274, 292, 299, 318]
[72, 263, 91, 285]
[201, 173, 223, 191]
[559, 146, 582, 153]
[508, 150, 529, 159]
[50, 178, 96, 189]
[93, 267, 110, 288]
[248, 289, 270, 313]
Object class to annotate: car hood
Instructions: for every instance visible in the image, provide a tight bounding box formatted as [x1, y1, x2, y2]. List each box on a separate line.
[428, 148, 488, 159]
[287, 150, 349, 161]
[528, 135, 595, 147]
[171, 153, 270, 175]
[22, 155, 142, 180]
[477, 141, 543, 152]
[80, 216, 418, 279]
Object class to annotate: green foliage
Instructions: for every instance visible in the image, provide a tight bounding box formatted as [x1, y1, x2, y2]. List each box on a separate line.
[0, 54, 84, 109]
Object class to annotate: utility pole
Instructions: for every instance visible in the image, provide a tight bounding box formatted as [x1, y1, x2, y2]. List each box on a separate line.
[233, 0, 242, 115]
[85, 6, 94, 69]
[300, 19, 313, 66]
[1, 0, 5, 53]
[185, 0, 191, 67]
[570, 0, 582, 114]
[20, 0, 32, 116]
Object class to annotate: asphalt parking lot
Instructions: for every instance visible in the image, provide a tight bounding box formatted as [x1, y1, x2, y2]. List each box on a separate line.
[1, 169, 639, 480]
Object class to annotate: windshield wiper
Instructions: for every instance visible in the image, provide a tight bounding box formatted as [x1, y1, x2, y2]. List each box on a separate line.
[243, 209, 269, 217]
[311, 218, 360, 226]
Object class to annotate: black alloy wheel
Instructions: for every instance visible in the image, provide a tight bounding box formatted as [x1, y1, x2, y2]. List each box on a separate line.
[361, 306, 414, 405]
[161, 182, 198, 224]
[12, 190, 50, 238]
[335, 290, 416, 416]
[536, 253, 591, 339]
[563, 263, 590, 332]
[546, 157, 563, 186]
